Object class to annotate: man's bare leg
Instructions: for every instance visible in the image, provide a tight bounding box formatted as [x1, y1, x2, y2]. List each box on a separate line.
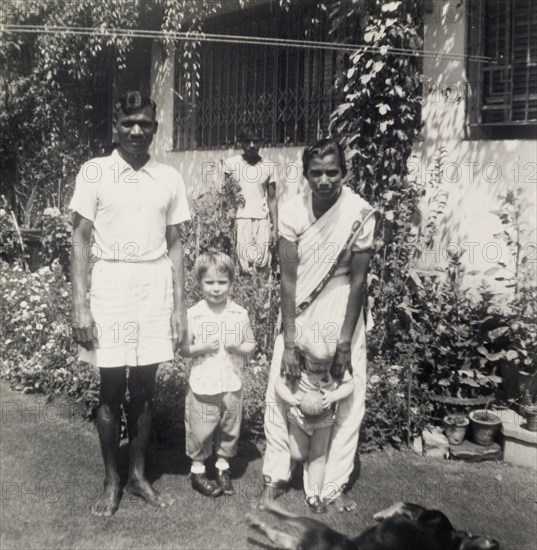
[92, 367, 126, 517]
[125, 365, 174, 508]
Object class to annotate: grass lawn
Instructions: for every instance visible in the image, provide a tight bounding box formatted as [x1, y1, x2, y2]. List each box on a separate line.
[1, 381, 535, 549]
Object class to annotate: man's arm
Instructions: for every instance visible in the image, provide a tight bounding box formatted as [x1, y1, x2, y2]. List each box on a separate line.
[267, 180, 278, 245]
[166, 223, 187, 350]
[70, 213, 96, 350]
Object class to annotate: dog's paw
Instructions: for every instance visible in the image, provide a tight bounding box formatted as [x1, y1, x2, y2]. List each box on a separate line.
[373, 501, 406, 522]
[246, 513, 264, 529]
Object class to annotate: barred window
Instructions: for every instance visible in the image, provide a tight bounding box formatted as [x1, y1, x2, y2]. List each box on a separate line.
[467, 0, 537, 136]
[173, 4, 344, 150]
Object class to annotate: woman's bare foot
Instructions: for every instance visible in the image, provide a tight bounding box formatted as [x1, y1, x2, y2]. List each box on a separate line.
[333, 492, 357, 513]
[125, 477, 175, 508]
[91, 483, 121, 517]
[257, 483, 284, 510]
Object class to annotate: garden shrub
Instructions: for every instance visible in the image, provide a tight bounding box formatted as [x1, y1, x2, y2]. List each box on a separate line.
[360, 359, 434, 452]
[0, 199, 22, 264]
[40, 207, 72, 278]
[0, 176, 279, 441]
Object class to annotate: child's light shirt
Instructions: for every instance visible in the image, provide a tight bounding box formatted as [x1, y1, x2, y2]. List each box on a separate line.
[224, 154, 275, 219]
[69, 149, 190, 262]
[187, 299, 252, 395]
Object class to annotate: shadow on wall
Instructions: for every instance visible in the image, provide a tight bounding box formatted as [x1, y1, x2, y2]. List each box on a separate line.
[414, 8, 537, 290]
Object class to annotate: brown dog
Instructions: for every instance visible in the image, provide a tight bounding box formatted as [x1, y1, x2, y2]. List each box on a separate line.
[247, 501, 500, 550]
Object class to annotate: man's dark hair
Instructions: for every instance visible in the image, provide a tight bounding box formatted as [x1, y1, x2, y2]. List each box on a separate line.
[302, 138, 347, 177]
[238, 123, 261, 142]
[114, 91, 156, 119]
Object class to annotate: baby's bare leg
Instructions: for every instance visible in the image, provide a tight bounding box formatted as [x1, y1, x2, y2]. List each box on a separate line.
[288, 423, 309, 463]
[305, 425, 331, 496]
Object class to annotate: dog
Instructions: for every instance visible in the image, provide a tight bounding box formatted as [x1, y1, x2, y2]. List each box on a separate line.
[247, 501, 500, 550]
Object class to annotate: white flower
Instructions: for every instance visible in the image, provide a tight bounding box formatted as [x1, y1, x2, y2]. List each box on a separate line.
[43, 207, 61, 217]
[0, 208, 6, 217]
[20, 300, 28, 308]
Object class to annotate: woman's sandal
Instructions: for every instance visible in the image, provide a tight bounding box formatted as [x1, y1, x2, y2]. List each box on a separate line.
[306, 495, 327, 514]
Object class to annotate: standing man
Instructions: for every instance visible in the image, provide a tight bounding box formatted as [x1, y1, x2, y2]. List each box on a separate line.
[70, 91, 190, 516]
[223, 123, 278, 276]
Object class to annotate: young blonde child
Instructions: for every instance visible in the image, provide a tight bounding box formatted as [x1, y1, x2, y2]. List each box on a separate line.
[275, 354, 354, 514]
[180, 252, 256, 497]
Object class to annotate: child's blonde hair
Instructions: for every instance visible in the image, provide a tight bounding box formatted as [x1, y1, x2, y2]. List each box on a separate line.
[194, 251, 235, 283]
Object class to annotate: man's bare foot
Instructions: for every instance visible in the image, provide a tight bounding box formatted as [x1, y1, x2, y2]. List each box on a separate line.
[91, 483, 121, 517]
[257, 483, 284, 510]
[333, 492, 357, 513]
[125, 478, 175, 508]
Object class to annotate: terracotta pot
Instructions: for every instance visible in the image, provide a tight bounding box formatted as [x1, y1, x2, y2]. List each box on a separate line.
[443, 416, 469, 445]
[522, 408, 537, 432]
[518, 371, 537, 405]
[469, 410, 502, 446]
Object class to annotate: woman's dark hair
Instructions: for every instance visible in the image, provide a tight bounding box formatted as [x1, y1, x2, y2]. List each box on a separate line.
[302, 138, 347, 177]
[114, 91, 156, 119]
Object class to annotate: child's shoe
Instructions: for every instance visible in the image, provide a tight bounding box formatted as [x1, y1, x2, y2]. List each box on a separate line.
[306, 495, 327, 514]
[216, 469, 235, 496]
[191, 473, 222, 497]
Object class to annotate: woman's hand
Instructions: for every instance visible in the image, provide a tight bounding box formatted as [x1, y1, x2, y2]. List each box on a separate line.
[281, 347, 302, 380]
[331, 342, 352, 380]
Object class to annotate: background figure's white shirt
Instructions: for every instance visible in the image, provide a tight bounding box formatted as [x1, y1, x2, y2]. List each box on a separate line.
[187, 299, 252, 395]
[69, 149, 190, 262]
[224, 154, 275, 219]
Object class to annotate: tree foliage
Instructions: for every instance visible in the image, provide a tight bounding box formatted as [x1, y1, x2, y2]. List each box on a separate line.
[330, 0, 423, 351]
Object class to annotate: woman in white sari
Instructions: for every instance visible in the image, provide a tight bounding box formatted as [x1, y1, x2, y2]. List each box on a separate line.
[260, 139, 376, 511]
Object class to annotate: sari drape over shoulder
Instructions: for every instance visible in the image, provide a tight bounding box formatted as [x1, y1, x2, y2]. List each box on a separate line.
[263, 186, 376, 501]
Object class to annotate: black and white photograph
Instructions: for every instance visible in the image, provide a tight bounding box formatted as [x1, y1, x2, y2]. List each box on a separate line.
[1, 0, 536, 548]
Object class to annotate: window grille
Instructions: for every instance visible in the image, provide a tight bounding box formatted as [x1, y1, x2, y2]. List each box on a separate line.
[173, 4, 344, 150]
[467, 0, 537, 130]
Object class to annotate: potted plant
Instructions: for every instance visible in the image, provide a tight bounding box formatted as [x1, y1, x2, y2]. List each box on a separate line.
[521, 402, 537, 432]
[469, 409, 502, 446]
[443, 414, 468, 445]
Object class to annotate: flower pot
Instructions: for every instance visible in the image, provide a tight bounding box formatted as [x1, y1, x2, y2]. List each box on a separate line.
[522, 407, 537, 432]
[518, 371, 537, 406]
[443, 415, 469, 445]
[469, 410, 502, 446]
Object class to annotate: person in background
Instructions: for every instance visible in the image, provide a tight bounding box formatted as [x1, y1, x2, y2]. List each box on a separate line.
[223, 123, 278, 276]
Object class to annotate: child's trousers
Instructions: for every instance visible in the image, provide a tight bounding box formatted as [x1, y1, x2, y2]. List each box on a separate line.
[185, 387, 243, 461]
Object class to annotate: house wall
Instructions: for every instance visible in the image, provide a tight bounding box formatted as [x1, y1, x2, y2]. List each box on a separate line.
[415, 1, 536, 285]
[149, 2, 536, 287]
[149, 41, 307, 205]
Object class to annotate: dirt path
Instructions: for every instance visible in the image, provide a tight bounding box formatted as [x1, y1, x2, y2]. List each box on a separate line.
[1, 382, 535, 549]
